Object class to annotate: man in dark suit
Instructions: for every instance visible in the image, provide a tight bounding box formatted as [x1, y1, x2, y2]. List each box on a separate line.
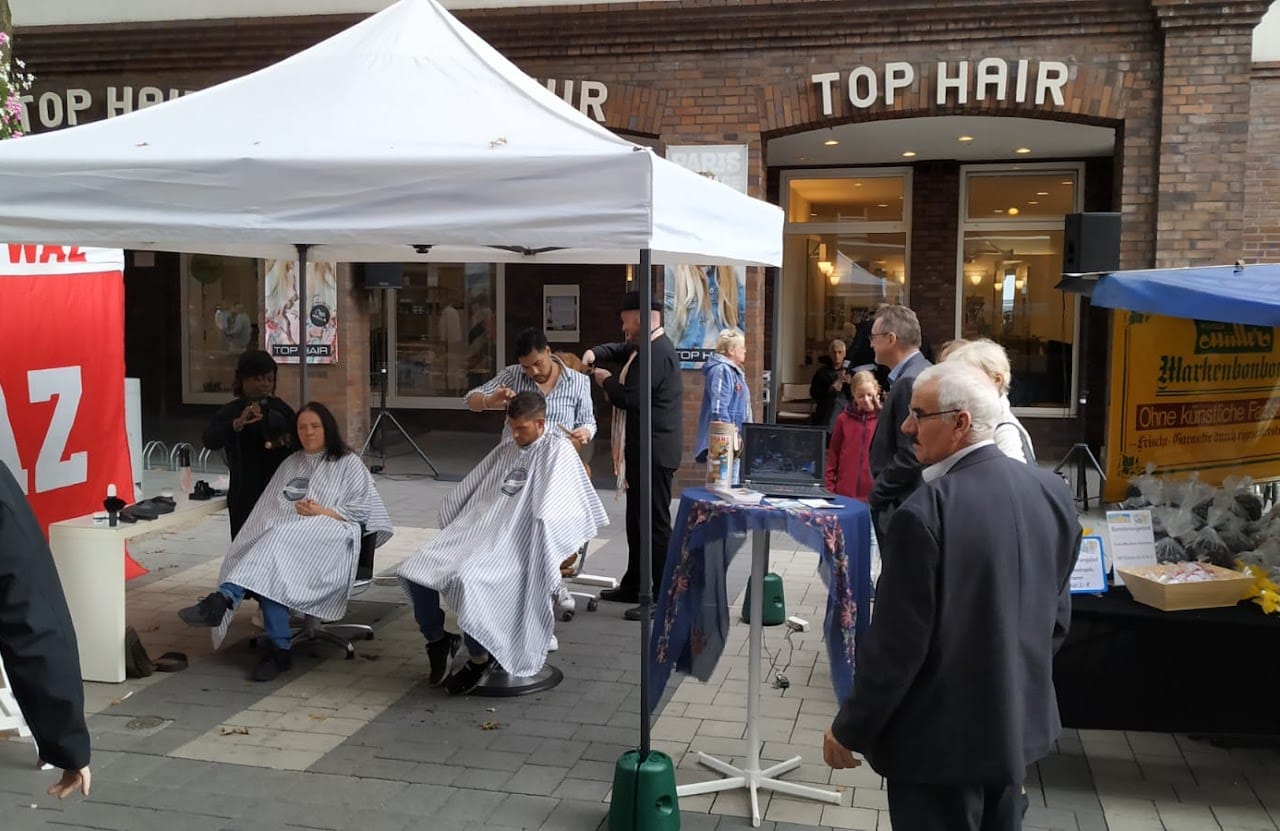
[0, 463, 92, 799]
[867, 304, 932, 545]
[823, 362, 1080, 831]
[584, 291, 683, 621]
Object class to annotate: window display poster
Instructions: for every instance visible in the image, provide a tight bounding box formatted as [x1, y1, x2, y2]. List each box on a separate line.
[1071, 535, 1108, 594]
[1105, 311, 1280, 501]
[665, 144, 750, 370]
[1104, 509, 1158, 586]
[264, 259, 338, 364]
[544, 284, 580, 343]
[0, 245, 136, 533]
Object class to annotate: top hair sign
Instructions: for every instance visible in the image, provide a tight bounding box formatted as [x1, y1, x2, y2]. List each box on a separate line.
[811, 59, 1070, 115]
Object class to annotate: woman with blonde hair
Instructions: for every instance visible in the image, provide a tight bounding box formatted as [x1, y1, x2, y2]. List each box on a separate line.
[946, 338, 1036, 464]
[694, 329, 751, 481]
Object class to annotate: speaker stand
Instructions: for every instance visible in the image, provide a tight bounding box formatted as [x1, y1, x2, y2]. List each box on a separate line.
[360, 369, 441, 476]
[1054, 441, 1106, 512]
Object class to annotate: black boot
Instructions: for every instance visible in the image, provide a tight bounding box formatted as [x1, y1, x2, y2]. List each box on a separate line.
[251, 647, 292, 682]
[178, 592, 231, 627]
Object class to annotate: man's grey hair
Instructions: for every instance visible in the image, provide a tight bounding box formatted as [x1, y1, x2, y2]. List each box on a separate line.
[915, 362, 1001, 443]
[874, 304, 922, 349]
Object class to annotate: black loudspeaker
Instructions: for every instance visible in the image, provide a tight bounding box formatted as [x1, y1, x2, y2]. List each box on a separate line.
[1063, 212, 1121, 274]
[362, 263, 405, 289]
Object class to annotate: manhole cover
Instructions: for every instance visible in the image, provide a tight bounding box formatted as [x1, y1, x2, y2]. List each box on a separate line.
[125, 716, 166, 731]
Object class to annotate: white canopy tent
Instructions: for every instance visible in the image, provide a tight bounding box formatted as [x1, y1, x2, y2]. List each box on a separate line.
[0, 0, 780, 268]
[0, 0, 783, 783]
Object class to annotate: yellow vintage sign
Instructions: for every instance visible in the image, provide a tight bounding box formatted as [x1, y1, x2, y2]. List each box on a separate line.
[1105, 311, 1280, 501]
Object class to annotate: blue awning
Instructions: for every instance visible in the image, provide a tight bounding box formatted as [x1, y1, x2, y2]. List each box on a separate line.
[1060, 264, 1280, 327]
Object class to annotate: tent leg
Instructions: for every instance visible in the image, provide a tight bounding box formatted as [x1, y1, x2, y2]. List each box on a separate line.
[297, 243, 310, 405]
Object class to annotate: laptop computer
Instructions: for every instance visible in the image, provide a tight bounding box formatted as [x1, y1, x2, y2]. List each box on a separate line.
[740, 423, 836, 498]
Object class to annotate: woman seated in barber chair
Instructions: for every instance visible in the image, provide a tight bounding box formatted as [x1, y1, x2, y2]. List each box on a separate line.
[178, 402, 393, 681]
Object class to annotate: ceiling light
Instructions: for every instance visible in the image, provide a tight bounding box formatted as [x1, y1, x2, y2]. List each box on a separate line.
[901, 150, 917, 158]
[1007, 207, 1020, 216]
[993, 209, 1004, 213]
[957, 135, 974, 143]
[854, 182, 863, 187]
[1027, 201, 1039, 205]
[1036, 191, 1049, 196]
[876, 203, 888, 208]
[1061, 179, 1073, 185]
[1015, 147, 1032, 154]
[798, 155, 809, 161]
[824, 139, 840, 147]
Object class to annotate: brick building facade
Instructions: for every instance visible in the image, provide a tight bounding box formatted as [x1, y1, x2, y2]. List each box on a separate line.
[12, 0, 1279, 485]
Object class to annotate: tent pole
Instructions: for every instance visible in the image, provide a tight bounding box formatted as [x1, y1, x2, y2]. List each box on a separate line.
[296, 244, 310, 405]
[638, 248, 654, 760]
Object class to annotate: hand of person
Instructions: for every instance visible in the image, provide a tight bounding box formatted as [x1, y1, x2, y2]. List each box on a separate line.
[47, 766, 91, 799]
[487, 385, 516, 408]
[591, 368, 612, 387]
[234, 402, 263, 431]
[821, 727, 862, 770]
[295, 498, 323, 517]
[581, 349, 596, 368]
[567, 427, 592, 449]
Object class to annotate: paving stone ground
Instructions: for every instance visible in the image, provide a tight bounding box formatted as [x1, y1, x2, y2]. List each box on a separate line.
[2, 431, 1278, 830]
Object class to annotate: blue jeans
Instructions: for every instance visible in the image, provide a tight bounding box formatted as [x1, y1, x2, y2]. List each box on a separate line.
[405, 581, 487, 658]
[219, 582, 291, 651]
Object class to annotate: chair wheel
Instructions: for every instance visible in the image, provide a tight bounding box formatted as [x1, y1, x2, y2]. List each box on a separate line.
[366, 632, 375, 641]
[587, 599, 599, 612]
[345, 650, 355, 660]
[249, 637, 259, 648]
[561, 610, 575, 622]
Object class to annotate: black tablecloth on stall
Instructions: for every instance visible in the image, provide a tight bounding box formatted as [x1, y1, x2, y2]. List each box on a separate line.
[1054, 587, 1280, 736]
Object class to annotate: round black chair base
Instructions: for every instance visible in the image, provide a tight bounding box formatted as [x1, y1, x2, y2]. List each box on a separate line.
[473, 663, 563, 697]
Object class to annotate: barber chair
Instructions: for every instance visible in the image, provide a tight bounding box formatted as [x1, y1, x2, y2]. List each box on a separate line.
[287, 529, 379, 659]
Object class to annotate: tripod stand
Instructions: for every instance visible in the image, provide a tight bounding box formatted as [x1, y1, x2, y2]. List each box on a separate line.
[1053, 301, 1106, 510]
[360, 366, 441, 476]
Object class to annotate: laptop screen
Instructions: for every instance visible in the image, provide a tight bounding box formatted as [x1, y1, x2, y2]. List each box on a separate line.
[741, 424, 827, 487]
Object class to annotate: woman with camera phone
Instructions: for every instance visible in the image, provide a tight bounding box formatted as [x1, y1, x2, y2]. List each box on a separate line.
[203, 350, 297, 538]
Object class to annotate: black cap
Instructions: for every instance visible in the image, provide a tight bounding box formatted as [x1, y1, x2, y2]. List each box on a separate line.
[619, 290, 664, 312]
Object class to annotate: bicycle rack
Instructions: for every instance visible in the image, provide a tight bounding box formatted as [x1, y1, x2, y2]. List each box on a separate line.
[142, 440, 170, 470]
[169, 442, 195, 470]
[197, 447, 214, 472]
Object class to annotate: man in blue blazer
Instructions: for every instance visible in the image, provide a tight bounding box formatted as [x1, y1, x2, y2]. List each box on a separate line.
[867, 304, 932, 545]
[823, 362, 1080, 831]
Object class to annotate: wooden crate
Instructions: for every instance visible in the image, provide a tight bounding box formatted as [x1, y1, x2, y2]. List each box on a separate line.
[1117, 563, 1253, 612]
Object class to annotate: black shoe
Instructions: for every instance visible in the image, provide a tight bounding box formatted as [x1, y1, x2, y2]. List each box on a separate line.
[251, 647, 292, 682]
[623, 604, 654, 621]
[178, 592, 231, 627]
[599, 587, 639, 604]
[426, 633, 462, 687]
[444, 656, 494, 696]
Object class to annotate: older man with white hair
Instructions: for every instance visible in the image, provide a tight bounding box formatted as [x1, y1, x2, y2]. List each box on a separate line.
[822, 361, 1080, 831]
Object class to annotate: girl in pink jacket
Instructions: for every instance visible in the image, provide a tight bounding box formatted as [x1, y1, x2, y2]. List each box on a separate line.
[825, 371, 881, 501]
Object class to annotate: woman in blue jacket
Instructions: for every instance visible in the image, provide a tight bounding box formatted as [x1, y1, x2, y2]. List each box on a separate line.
[694, 329, 751, 482]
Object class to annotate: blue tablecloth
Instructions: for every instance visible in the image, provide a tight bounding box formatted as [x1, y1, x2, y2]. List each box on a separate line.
[649, 488, 871, 710]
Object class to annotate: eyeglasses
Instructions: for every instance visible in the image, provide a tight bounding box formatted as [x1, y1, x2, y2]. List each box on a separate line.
[868, 331, 892, 341]
[908, 407, 961, 423]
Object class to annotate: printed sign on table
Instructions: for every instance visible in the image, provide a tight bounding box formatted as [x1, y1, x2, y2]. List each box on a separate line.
[1104, 510, 1158, 587]
[0, 244, 134, 533]
[1070, 535, 1108, 594]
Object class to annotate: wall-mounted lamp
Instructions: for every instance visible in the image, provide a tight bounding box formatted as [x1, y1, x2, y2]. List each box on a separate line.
[1015, 275, 1027, 291]
[811, 241, 836, 281]
[994, 279, 1004, 292]
[967, 272, 983, 287]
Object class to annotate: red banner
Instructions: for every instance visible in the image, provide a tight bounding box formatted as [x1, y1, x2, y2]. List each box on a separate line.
[0, 244, 134, 535]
